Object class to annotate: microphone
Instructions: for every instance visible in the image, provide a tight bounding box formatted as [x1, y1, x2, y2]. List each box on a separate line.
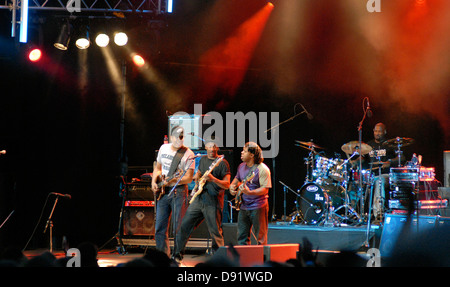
[366, 98, 373, 118]
[50, 192, 72, 199]
[301, 104, 314, 120]
[0, 150, 6, 155]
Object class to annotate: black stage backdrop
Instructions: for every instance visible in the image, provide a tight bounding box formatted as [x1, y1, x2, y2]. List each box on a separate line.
[0, 0, 449, 250]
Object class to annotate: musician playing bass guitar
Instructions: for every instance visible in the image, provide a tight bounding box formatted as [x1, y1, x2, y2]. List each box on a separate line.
[230, 142, 272, 246]
[172, 140, 230, 263]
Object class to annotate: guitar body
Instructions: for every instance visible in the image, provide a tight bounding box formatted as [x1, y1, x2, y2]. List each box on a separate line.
[155, 169, 182, 200]
[234, 171, 256, 211]
[189, 155, 224, 204]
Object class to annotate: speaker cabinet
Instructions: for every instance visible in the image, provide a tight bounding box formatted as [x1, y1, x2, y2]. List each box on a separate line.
[379, 213, 450, 257]
[216, 245, 264, 267]
[122, 205, 155, 236]
[264, 244, 300, 263]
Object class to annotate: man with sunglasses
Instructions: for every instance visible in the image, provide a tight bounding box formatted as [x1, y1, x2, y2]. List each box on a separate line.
[152, 126, 195, 257]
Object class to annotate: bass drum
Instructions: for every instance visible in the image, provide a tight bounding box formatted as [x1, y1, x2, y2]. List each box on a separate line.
[296, 183, 343, 225]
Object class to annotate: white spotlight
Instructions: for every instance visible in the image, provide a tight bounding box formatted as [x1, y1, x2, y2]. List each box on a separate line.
[114, 32, 128, 46]
[76, 37, 90, 49]
[95, 33, 110, 47]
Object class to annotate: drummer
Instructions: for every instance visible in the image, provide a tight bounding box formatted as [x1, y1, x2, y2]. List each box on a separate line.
[363, 123, 404, 221]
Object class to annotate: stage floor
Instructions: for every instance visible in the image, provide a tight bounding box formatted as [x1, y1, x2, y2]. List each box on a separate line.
[23, 222, 379, 267]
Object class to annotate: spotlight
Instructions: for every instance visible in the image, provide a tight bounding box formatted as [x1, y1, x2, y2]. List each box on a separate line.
[76, 26, 90, 49]
[54, 21, 72, 51]
[132, 54, 145, 67]
[114, 32, 128, 46]
[95, 33, 110, 47]
[28, 48, 42, 62]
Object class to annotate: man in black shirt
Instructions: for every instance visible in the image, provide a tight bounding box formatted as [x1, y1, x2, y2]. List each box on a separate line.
[172, 140, 231, 263]
[365, 123, 403, 220]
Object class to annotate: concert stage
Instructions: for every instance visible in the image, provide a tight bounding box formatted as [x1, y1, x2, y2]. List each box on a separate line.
[120, 222, 379, 253]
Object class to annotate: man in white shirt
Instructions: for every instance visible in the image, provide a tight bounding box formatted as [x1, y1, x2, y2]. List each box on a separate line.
[152, 126, 195, 256]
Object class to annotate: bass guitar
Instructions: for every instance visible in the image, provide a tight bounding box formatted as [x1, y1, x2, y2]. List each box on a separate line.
[189, 155, 224, 204]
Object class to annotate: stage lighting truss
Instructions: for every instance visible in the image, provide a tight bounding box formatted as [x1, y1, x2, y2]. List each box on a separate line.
[3, 0, 172, 43]
[2, 0, 171, 14]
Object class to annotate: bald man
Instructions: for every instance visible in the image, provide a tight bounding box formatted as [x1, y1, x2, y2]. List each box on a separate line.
[365, 123, 403, 222]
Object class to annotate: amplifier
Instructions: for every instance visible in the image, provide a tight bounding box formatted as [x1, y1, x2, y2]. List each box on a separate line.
[126, 182, 154, 200]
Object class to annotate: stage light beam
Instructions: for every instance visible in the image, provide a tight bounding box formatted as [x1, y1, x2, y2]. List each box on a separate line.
[198, 2, 274, 98]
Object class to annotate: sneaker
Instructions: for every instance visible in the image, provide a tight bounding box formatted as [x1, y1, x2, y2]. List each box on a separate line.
[171, 253, 183, 264]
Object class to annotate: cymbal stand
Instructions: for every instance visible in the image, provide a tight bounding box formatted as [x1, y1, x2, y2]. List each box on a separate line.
[300, 144, 316, 184]
[334, 153, 361, 224]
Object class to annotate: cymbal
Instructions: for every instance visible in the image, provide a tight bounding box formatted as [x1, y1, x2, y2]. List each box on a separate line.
[383, 137, 415, 147]
[295, 140, 324, 149]
[341, 141, 372, 155]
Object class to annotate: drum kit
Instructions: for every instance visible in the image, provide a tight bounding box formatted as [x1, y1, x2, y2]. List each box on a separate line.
[287, 137, 415, 226]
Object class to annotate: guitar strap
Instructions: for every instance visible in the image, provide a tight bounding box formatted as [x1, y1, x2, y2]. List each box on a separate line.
[167, 146, 187, 178]
[243, 163, 258, 183]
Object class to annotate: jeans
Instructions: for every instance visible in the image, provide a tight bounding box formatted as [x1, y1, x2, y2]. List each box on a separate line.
[237, 204, 269, 245]
[174, 194, 224, 255]
[154, 186, 188, 257]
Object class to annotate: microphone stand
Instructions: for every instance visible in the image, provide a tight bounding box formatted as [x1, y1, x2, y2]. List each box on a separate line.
[166, 155, 196, 258]
[265, 108, 308, 222]
[279, 181, 311, 224]
[43, 196, 60, 253]
[357, 97, 371, 223]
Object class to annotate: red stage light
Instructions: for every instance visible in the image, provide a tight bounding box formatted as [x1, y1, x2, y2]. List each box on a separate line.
[28, 48, 42, 62]
[132, 54, 145, 67]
